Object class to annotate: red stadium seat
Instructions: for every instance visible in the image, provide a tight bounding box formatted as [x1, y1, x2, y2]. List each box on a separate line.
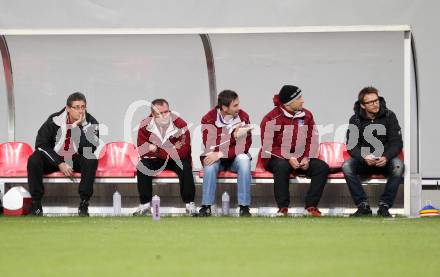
[318, 142, 350, 169]
[0, 142, 33, 177]
[96, 142, 139, 177]
[317, 142, 350, 179]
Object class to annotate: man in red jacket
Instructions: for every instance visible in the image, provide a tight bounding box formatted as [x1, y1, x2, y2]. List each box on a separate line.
[198, 90, 253, 217]
[260, 85, 329, 217]
[134, 98, 196, 216]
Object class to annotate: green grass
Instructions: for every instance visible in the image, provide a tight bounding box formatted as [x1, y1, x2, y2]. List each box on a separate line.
[0, 216, 439, 277]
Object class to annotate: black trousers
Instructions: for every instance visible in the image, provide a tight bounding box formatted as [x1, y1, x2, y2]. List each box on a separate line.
[136, 158, 195, 204]
[267, 157, 329, 208]
[27, 151, 98, 202]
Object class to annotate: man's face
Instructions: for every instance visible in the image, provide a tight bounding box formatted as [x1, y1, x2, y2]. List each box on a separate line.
[287, 95, 304, 111]
[66, 100, 86, 122]
[152, 103, 171, 126]
[360, 93, 380, 114]
[222, 98, 240, 117]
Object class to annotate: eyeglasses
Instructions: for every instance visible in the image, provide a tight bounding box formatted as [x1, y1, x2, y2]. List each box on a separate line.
[70, 105, 87, 111]
[363, 98, 379, 106]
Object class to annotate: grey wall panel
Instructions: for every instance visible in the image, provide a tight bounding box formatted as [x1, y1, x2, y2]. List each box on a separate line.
[6, 35, 210, 165]
[212, 32, 404, 147]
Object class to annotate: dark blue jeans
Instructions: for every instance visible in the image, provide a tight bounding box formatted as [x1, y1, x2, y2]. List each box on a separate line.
[342, 157, 404, 207]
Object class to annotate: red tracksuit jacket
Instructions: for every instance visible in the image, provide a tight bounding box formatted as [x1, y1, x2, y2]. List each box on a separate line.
[260, 95, 319, 169]
[200, 108, 252, 162]
[137, 114, 191, 162]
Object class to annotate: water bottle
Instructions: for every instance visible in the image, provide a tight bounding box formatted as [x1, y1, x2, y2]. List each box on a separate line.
[113, 190, 121, 216]
[152, 195, 160, 220]
[222, 192, 230, 216]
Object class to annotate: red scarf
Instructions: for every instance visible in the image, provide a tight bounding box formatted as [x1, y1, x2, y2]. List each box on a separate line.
[63, 116, 72, 151]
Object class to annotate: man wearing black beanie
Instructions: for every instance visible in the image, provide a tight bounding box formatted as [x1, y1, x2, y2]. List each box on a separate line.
[260, 85, 329, 217]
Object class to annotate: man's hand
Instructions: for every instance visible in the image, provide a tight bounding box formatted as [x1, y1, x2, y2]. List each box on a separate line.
[72, 113, 85, 127]
[289, 157, 301, 170]
[203, 152, 223, 166]
[233, 125, 254, 139]
[364, 154, 377, 166]
[174, 141, 183, 150]
[148, 143, 158, 153]
[299, 158, 310, 171]
[58, 162, 73, 177]
[375, 156, 388, 167]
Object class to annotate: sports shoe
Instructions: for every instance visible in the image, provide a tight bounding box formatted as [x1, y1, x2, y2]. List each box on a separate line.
[185, 202, 197, 215]
[276, 207, 288, 217]
[132, 202, 151, 216]
[29, 201, 43, 216]
[197, 205, 211, 217]
[78, 200, 90, 217]
[377, 203, 391, 217]
[306, 206, 322, 217]
[239, 205, 251, 217]
[350, 202, 372, 217]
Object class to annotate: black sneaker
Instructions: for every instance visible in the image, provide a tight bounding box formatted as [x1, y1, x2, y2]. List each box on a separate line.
[29, 202, 43, 216]
[350, 202, 372, 217]
[377, 204, 391, 217]
[196, 205, 211, 217]
[78, 200, 89, 217]
[239, 205, 251, 217]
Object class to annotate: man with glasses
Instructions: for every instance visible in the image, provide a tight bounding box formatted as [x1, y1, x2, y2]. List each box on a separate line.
[27, 92, 100, 216]
[134, 99, 196, 216]
[342, 86, 404, 217]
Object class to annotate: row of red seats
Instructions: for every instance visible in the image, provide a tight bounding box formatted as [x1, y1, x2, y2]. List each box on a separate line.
[0, 141, 400, 179]
[0, 142, 177, 178]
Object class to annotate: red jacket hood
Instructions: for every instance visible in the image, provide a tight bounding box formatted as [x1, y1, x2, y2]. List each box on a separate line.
[273, 94, 282, 106]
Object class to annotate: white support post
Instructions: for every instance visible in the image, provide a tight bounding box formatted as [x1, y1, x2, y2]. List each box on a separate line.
[403, 30, 419, 217]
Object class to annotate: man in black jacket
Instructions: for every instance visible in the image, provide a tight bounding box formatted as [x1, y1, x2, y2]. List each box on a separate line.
[27, 92, 99, 216]
[342, 87, 404, 217]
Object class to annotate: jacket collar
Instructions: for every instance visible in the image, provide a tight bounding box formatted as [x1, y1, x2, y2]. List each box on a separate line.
[215, 109, 243, 134]
[52, 109, 82, 154]
[280, 106, 305, 119]
[146, 116, 178, 144]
